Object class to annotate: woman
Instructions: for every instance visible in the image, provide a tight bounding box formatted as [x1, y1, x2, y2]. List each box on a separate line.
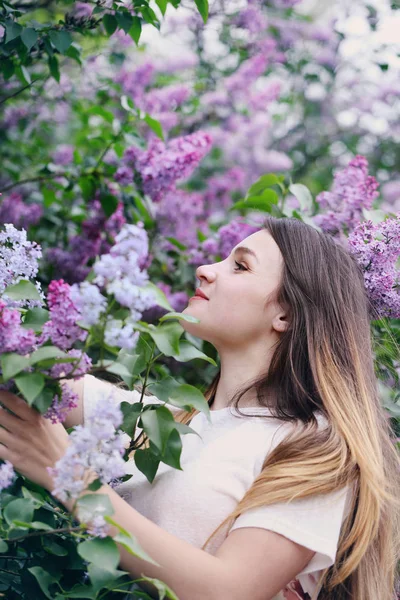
[0, 216, 399, 600]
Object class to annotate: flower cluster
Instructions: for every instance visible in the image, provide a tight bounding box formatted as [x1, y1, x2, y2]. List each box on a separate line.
[0, 460, 15, 493]
[0, 193, 43, 230]
[0, 223, 42, 303]
[314, 156, 380, 236]
[121, 131, 213, 203]
[44, 383, 79, 424]
[347, 214, 400, 319]
[40, 279, 87, 350]
[0, 300, 36, 354]
[48, 390, 126, 535]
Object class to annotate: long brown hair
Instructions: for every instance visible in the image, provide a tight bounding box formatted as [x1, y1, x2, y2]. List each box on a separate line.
[134, 216, 400, 599]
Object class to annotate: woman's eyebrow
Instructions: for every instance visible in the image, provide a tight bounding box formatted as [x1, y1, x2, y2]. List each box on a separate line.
[232, 246, 259, 264]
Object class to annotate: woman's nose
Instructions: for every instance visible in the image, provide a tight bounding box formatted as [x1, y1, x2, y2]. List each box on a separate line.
[195, 264, 216, 283]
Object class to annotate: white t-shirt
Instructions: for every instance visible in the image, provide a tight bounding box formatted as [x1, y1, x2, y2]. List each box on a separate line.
[83, 374, 353, 600]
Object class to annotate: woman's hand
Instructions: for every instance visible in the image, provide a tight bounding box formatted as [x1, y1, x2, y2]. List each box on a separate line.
[0, 391, 70, 491]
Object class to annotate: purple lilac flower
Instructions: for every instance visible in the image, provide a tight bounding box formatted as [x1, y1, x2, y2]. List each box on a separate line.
[347, 214, 400, 319]
[44, 384, 79, 424]
[52, 144, 74, 166]
[87, 514, 108, 538]
[0, 193, 43, 229]
[115, 166, 134, 186]
[0, 460, 15, 492]
[314, 155, 380, 236]
[70, 282, 107, 326]
[156, 189, 205, 249]
[40, 279, 87, 350]
[142, 84, 191, 114]
[115, 62, 155, 103]
[0, 224, 42, 297]
[46, 200, 126, 284]
[0, 300, 36, 354]
[50, 350, 92, 379]
[232, 5, 268, 35]
[225, 54, 268, 95]
[48, 391, 126, 505]
[123, 131, 213, 203]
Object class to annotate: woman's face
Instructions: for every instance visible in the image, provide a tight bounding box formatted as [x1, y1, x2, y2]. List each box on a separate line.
[181, 230, 287, 349]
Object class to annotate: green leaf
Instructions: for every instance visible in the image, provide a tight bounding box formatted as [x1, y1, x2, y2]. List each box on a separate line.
[87, 478, 103, 492]
[100, 192, 118, 217]
[140, 405, 176, 454]
[114, 529, 161, 565]
[247, 174, 280, 196]
[49, 30, 72, 54]
[133, 447, 161, 483]
[2, 58, 15, 79]
[103, 13, 118, 36]
[48, 55, 60, 82]
[33, 387, 55, 413]
[289, 183, 313, 213]
[129, 16, 142, 44]
[141, 282, 172, 312]
[78, 537, 120, 571]
[165, 236, 187, 251]
[161, 427, 183, 469]
[159, 311, 199, 324]
[28, 567, 59, 599]
[87, 564, 127, 594]
[29, 346, 69, 365]
[194, 0, 208, 22]
[21, 27, 38, 51]
[115, 10, 134, 33]
[120, 401, 142, 436]
[43, 539, 68, 556]
[76, 494, 115, 523]
[14, 372, 45, 405]
[148, 322, 184, 356]
[230, 191, 279, 213]
[1, 352, 30, 381]
[22, 307, 50, 332]
[174, 340, 217, 366]
[5, 19, 22, 42]
[4, 279, 41, 301]
[167, 383, 211, 421]
[143, 113, 164, 140]
[139, 575, 180, 600]
[155, 0, 168, 14]
[4, 498, 35, 526]
[0, 539, 8, 553]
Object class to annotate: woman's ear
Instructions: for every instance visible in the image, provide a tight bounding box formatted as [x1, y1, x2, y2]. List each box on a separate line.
[272, 311, 290, 333]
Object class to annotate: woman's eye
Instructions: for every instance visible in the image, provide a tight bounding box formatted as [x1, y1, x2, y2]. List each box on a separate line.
[234, 261, 247, 271]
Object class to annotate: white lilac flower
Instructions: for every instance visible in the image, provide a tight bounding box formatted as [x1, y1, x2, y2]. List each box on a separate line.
[48, 390, 126, 504]
[104, 318, 140, 350]
[70, 281, 107, 326]
[0, 460, 16, 491]
[0, 223, 44, 307]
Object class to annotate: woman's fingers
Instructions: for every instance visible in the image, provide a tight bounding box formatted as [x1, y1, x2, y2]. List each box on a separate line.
[0, 392, 39, 421]
[0, 406, 22, 433]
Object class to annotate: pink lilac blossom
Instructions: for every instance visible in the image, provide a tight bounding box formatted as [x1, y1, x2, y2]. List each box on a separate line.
[40, 280, 87, 350]
[0, 300, 36, 354]
[232, 4, 268, 35]
[123, 131, 213, 203]
[48, 391, 126, 507]
[314, 156, 380, 236]
[0, 193, 43, 229]
[0, 460, 15, 492]
[44, 384, 79, 424]
[0, 224, 42, 297]
[347, 214, 400, 319]
[104, 318, 140, 350]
